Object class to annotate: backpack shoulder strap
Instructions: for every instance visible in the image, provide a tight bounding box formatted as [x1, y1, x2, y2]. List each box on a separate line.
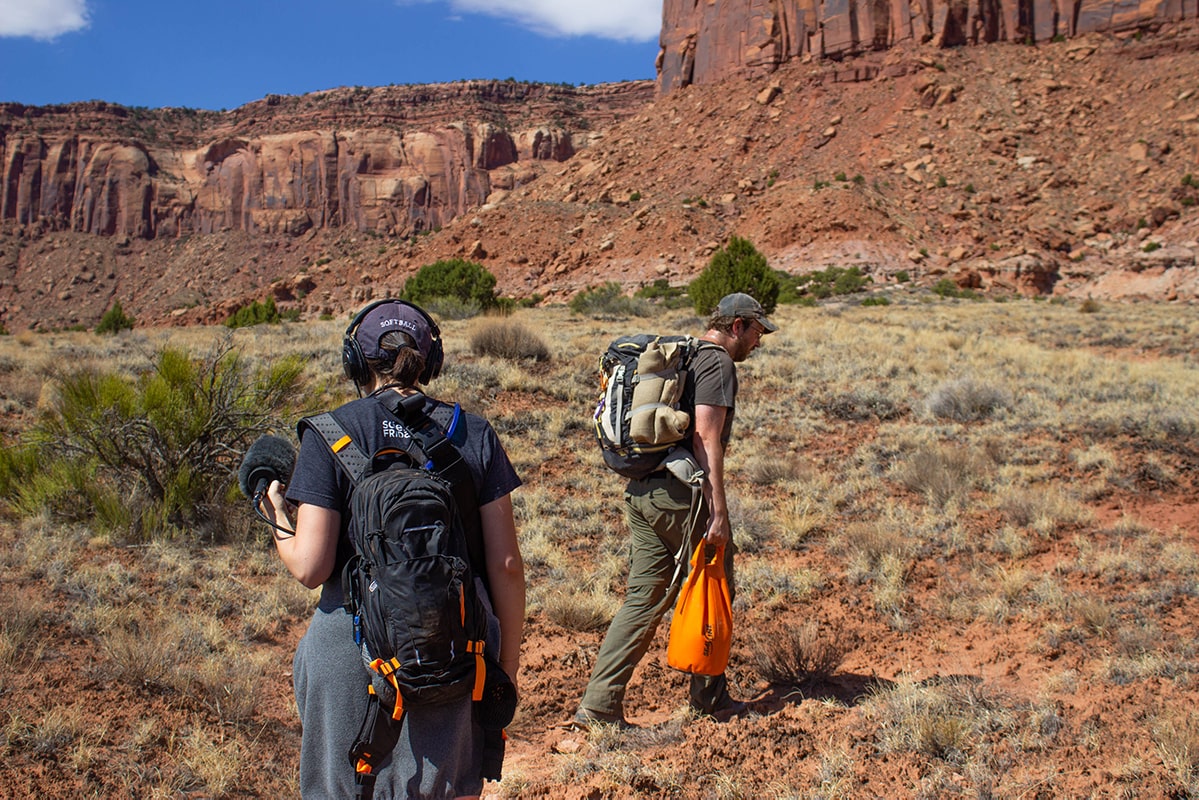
[299, 411, 372, 486]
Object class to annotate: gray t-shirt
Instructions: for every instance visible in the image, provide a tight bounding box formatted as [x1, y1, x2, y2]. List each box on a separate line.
[287, 392, 521, 609]
[682, 344, 737, 446]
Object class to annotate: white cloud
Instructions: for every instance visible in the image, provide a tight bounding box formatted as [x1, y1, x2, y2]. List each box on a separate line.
[0, 0, 89, 40]
[446, 0, 659, 41]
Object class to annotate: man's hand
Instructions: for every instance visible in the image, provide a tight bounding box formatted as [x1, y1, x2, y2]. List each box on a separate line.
[703, 513, 731, 546]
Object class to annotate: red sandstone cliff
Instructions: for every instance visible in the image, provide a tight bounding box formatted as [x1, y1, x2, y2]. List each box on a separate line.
[658, 0, 1199, 90]
[0, 81, 654, 241]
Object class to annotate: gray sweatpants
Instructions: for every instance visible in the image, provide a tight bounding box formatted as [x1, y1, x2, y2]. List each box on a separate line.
[293, 604, 484, 799]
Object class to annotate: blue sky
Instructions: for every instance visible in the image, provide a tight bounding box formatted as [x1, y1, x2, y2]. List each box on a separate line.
[0, 0, 662, 110]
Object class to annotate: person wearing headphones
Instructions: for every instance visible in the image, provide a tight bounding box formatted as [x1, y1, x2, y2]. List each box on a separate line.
[259, 299, 525, 799]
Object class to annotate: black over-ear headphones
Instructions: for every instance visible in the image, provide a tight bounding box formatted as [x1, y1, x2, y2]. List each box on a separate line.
[342, 299, 444, 387]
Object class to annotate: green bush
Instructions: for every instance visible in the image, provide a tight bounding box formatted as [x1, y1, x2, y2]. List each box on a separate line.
[689, 236, 780, 316]
[931, 279, 958, 297]
[931, 279, 981, 300]
[8, 343, 305, 542]
[634, 279, 690, 309]
[778, 266, 871, 303]
[419, 297, 483, 321]
[224, 297, 298, 328]
[861, 296, 891, 307]
[569, 282, 652, 317]
[95, 300, 136, 335]
[403, 259, 499, 312]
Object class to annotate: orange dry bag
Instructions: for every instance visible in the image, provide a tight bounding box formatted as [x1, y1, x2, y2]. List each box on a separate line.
[666, 542, 732, 676]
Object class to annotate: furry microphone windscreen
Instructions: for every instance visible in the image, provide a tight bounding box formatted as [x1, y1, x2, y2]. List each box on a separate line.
[238, 434, 297, 497]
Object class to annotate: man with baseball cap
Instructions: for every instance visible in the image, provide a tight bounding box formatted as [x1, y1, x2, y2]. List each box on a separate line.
[574, 292, 777, 729]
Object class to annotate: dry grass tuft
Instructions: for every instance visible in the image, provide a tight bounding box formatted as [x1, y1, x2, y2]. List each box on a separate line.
[541, 588, 620, 633]
[1154, 709, 1199, 792]
[469, 318, 552, 362]
[925, 377, 1012, 422]
[894, 444, 992, 507]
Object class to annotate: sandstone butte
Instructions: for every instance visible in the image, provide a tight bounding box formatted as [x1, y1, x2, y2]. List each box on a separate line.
[1, 0, 1198, 330]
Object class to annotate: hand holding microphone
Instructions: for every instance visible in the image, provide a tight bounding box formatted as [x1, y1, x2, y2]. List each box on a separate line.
[239, 434, 297, 535]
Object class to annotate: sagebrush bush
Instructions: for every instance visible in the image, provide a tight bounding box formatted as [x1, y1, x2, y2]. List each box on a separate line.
[11, 342, 305, 542]
[688, 235, 779, 316]
[469, 320, 550, 362]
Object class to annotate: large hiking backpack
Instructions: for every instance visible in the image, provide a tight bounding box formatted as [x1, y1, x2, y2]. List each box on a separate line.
[300, 392, 513, 796]
[593, 334, 718, 480]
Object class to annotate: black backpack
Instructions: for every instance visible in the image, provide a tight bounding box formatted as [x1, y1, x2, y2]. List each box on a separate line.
[300, 392, 513, 796]
[593, 334, 719, 479]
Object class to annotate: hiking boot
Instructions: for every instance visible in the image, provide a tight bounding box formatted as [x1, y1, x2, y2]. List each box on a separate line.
[691, 698, 750, 723]
[569, 707, 637, 731]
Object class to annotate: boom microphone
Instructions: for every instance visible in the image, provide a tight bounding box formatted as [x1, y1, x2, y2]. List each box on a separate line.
[238, 434, 297, 499]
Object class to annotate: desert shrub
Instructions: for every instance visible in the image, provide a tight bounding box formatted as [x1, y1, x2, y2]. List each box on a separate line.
[634, 278, 690, 309]
[749, 620, 846, 688]
[569, 282, 652, 317]
[1079, 297, 1102, 314]
[469, 320, 550, 362]
[860, 295, 890, 307]
[224, 297, 297, 328]
[689, 235, 779, 316]
[13, 343, 305, 542]
[926, 378, 1012, 422]
[420, 296, 482, 320]
[777, 266, 871, 304]
[403, 258, 499, 311]
[931, 278, 982, 300]
[95, 301, 136, 335]
[895, 270, 911, 283]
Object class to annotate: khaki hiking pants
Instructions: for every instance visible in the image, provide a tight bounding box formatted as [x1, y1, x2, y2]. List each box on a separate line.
[580, 470, 737, 718]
